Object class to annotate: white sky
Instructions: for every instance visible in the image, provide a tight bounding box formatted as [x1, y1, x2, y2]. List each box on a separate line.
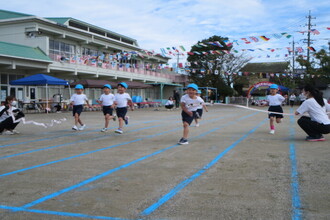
[2, 0, 330, 64]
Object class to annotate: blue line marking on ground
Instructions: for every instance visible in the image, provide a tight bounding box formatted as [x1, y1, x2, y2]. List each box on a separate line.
[0, 205, 135, 220]
[0, 115, 232, 178]
[289, 110, 302, 220]
[140, 118, 266, 216]
[21, 113, 257, 209]
[0, 120, 160, 148]
[0, 125, 161, 160]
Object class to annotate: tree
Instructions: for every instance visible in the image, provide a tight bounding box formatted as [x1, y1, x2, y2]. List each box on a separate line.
[295, 49, 330, 85]
[187, 35, 251, 97]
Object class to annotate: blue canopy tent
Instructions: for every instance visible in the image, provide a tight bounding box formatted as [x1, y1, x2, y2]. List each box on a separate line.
[10, 74, 69, 112]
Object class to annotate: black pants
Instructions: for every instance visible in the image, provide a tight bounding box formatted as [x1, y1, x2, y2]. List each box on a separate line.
[289, 100, 294, 107]
[175, 99, 180, 108]
[0, 117, 19, 133]
[297, 116, 330, 138]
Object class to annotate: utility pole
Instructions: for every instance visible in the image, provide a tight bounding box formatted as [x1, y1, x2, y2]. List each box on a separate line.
[304, 10, 316, 73]
[292, 37, 295, 75]
[176, 52, 181, 73]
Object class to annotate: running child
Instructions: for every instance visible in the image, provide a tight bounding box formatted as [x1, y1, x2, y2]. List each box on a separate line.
[262, 84, 285, 134]
[97, 84, 116, 132]
[178, 83, 204, 145]
[295, 84, 330, 141]
[114, 82, 134, 134]
[194, 90, 208, 127]
[70, 84, 91, 131]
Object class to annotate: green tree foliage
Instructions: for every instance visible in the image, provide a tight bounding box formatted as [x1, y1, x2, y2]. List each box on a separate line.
[296, 49, 330, 85]
[187, 35, 251, 97]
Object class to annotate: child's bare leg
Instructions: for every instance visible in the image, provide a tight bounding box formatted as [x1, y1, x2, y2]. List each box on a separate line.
[183, 122, 189, 139]
[270, 117, 275, 129]
[105, 114, 110, 128]
[74, 113, 79, 126]
[78, 118, 83, 126]
[118, 117, 124, 129]
[276, 118, 282, 123]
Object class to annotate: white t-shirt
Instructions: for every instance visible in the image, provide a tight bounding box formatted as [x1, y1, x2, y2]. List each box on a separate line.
[267, 94, 285, 106]
[0, 106, 17, 123]
[180, 94, 204, 111]
[296, 98, 330, 125]
[99, 93, 115, 106]
[165, 100, 174, 106]
[299, 93, 306, 101]
[70, 94, 88, 105]
[114, 93, 132, 108]
[197, 97, 205, 109]
[289, 95, 296, 101]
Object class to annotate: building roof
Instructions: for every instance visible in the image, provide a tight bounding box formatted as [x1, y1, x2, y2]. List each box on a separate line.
[0, 9, 33, 20]
[240, 62, 289, 73]
[0, 41, 52, 62]
[45, 17, 72, 25]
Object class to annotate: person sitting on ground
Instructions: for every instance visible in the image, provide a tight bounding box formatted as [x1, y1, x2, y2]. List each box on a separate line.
[165, 97, 175, 110]
[0, 96, 25, 135]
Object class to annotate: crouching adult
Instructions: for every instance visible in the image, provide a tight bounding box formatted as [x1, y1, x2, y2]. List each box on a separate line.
[295, 85, 330, 141]
[0, 96, 25, 135]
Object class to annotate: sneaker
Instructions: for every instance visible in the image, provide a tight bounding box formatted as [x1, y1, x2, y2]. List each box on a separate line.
[72, 125, 78, 131]
[115, 129, 123, 134]
[195, 123, 200, 127]
[178, 138, 189, 145]
[269, 130, 275, 134]
[79, 124, 86, 131]
[3, 130, 14, 135]
[101, 128, 107, 132]
[11, 130, 20, 134]
[195, 112, 201, 119]
[305, 136, 325, 142]
[124, 116, 129, 125]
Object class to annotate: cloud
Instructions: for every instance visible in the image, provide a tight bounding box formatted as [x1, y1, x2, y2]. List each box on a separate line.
[1, 0, 330, 64]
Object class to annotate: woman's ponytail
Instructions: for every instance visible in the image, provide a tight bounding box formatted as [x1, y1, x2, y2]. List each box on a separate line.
[303, 85, 324, 107]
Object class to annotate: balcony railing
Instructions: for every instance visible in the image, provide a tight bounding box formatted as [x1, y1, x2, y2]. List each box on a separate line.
[48, 53, 187, 83]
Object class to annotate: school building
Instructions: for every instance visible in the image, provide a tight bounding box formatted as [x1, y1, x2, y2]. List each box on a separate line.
[0, 9, 188, 104]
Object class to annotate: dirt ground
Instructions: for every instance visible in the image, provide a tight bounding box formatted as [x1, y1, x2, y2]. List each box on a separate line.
[0, 105, 329, 220]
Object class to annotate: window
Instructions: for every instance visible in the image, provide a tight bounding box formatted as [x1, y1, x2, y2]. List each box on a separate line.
[107, 33, 120, 41]
[122, 38, 134, 45]
[1, 74, 8, 84]
[69, 21, 88, 31]
[1, 86, 7, 101]
[49, 40, 76, 58]
[82, 47, 98, 56]
[90, 28, 105, 36]
[9, 75, 16, 82]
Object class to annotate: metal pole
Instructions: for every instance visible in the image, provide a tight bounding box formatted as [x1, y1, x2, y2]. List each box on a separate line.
[292, 37, 295, 75]
[307, 11, 311, 66]
[46, 84, 48, 114]
[176, 52, 180, 73]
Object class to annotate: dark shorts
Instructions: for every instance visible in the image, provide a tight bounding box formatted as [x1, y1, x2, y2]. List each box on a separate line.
[196, 108, 203, 118]
[181, 111, 197, 125]
[165, 105, 174, 109]
[116, 107, 128, 119]
[103, 106, 113, 116]
[73, 105, 83, 116]
[268, 105, 283, 118]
